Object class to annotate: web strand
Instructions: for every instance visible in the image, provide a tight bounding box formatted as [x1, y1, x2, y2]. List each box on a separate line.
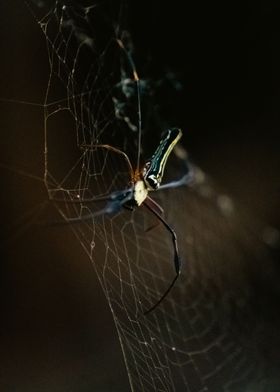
[19, 1, 279, 391]
[116, 38, 142, 171]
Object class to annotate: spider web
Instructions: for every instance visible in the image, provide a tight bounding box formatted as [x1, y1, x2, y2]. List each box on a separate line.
[6, 0, 280, 391]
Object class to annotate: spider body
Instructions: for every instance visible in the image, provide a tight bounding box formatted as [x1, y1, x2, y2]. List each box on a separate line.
[130, 180, 148, 207]
[61, 128, 190, 314]
[126, 128, 183, 209]
[143, 128, 182, 190]
[45, 34, 191, 315]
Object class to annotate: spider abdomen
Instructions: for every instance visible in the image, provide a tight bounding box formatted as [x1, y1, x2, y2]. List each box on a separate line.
[143, 128, 182, 191]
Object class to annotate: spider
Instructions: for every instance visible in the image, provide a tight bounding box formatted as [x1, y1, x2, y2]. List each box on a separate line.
[57, 127, 192, 315]
[52, 39, 192, 315]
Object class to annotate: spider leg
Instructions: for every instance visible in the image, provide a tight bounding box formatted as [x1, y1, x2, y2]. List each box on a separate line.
[144, 196, 163, 232]
[62, 199, 124, 224]
[145, 196, 164, 215]
[81, 144, 133, 174]
[50, 189, 131, 204]
[158, 170, 193, 191]
[123, 205, 134, 211]
[51, 189, 133, 226]
[142, 199, 181, 315]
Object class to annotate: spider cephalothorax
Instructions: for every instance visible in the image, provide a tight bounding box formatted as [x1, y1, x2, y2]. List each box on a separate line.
[132, 180, 148, 207]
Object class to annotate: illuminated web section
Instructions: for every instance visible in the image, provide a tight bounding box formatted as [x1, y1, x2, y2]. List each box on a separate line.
[27, 1, 279, 391]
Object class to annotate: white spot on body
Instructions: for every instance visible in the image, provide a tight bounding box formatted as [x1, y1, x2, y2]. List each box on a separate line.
[134, 180, 148, 206]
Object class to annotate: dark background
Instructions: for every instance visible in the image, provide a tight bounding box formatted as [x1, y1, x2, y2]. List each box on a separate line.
[0, 1, 279, 391]
[129, 0, 280, 225]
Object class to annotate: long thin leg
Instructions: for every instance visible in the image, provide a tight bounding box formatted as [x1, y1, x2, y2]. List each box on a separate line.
[144, 196, 164, 232]
[142, 199, 181, 315]
[81, 144, 133, 174]
[158, 171, 193, 191]
[51, 188, 132, 204]
[51, 190, 133, 226]
[50, 143, 133, 204]
[115, 39, 142, 172]
[145, 196, 164, 215]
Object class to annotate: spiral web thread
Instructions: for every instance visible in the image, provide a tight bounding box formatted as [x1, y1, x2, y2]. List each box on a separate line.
[27, 1, 279, 391]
